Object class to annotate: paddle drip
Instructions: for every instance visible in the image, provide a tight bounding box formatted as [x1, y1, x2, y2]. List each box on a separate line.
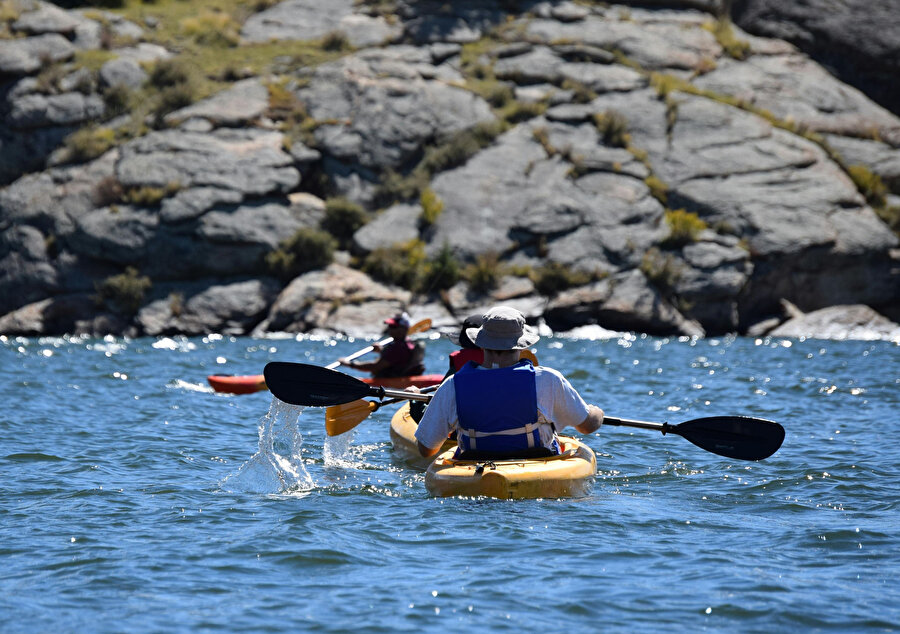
[220, 397, 314, 494]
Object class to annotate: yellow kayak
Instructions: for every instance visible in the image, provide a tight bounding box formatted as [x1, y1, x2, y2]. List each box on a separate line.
[389, 402, 454, 467]
[425, 437, 597, 499]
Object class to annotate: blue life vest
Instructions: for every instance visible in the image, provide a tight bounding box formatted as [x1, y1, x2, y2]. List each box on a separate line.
[454, 360, 554, 457]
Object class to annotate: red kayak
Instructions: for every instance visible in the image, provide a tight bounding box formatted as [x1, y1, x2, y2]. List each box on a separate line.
[207, 373, 444, 395]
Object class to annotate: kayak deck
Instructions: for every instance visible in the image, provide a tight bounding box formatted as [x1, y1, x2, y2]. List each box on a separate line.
[207, 373, 444, 394]
[425, 437, 597, 499]
[389, 402, 455, 467]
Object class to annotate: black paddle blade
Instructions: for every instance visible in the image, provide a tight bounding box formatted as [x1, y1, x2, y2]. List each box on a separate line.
[263, 362, 378, 406]
[672, 416, 785, 461]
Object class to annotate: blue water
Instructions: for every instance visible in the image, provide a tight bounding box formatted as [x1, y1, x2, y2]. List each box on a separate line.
[1, 332, 898, 632]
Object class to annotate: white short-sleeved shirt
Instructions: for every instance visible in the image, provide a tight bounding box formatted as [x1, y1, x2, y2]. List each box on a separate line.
[414, 365, 591, 452]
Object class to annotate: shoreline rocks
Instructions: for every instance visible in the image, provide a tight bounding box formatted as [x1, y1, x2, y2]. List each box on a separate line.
[1, 0, 899, 342]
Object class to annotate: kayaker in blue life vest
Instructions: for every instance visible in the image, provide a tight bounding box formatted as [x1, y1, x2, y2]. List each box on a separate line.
[338, 312, 425, 378]
[414, 306, 604, 460]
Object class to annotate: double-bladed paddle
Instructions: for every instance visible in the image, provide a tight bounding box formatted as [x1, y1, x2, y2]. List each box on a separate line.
[263, 362, 785, 461]
[601, 415, 784, 461]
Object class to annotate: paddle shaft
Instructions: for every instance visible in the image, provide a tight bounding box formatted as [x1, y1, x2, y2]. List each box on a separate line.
[603, 416, 672, 433]
[324, 336, 391, 370]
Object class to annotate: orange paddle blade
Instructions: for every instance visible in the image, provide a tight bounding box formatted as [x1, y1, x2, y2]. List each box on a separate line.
[408, 318, 431, 335]
[325, 399, 379, 436]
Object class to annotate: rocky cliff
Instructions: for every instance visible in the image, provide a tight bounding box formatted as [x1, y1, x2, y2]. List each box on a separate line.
[1, 0, 898, 340]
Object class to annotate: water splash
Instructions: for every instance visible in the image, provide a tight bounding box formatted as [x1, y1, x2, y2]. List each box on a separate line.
[220, 398, 314, 494]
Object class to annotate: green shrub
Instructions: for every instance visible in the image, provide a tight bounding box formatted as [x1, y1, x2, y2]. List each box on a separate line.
[706, 19, 751, 61]
[662, 208, 707, 247]
[93, 175, 124, 206]
[640, 247, 681, 291]
[320, 30, 351, 52]
[419, 187, 444, 227]
[498, 100, 546, 125]
[266, 228, 336, 281]
[421, 243, 461, 292]
[361, 240, 425, 290]
[102, 83, 134, 117]
[148, 59, 192, 89]
[645, 175, 668, 205]
[180, 11, 240, 47]
[123, 182, 180, 207]
[464, 252, 501, 293]
[321, 197, 368, 248]
[95, 266, 151, 315]
[531, 261, 593, 296]
[64, 126, 116, 163]
[156, 83, 196, 116]
[877, 203, 900, 233]
[560, 78, 596, 104]
[593, 110, 630, 148]
[266, 80, 307, 122]
[847, 164, 888, 207]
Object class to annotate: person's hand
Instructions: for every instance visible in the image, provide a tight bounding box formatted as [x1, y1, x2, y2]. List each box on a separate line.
[405, 385, 421, 394]
[337, 357, 349, 366]
[372, 343, 383, 353]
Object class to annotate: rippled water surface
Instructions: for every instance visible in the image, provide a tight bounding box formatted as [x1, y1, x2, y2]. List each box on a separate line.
[2, 332, 898, 632]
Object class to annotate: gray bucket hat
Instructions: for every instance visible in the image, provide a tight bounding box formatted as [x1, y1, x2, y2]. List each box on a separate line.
[465, 306, 540, 351]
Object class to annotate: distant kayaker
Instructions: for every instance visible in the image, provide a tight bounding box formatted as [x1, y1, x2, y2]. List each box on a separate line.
[445, 313, 485, 375]
[414, 306, 604, 459]
[338, 312, 425, 378]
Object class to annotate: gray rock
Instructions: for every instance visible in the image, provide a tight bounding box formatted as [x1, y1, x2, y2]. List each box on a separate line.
[732, 0, 900, 120]
[0, 225, 59, 316]
[299, 52, 495, 175]
[114, 43, 172, 64]
[99, 58, 147, 90]
[0, 293, 106, 336]
[8, 91, 105, 128]
[0, 34, 74, 75]
[558, 62, 646, 93]
[241, 0, 402, 47]
[824, 134, 900, 193]
[545, 269, 704, 336]
[12, 2, 81, 36]
[164, 78, 270, 127]
[137, 278, 281, 336]
[403, 0, 507, 44]
[257, 263, 410, 335]
[671, 241, 754, 332]
[116, 128, 299, 196]
[769, 304, 900, 342]
[600, 269, 705, 336]
[694, 55, 900, 142]
[352, 203, 421, 253]
[526, 14, 720, 71]
[428, 119, 664, 269]
[159, 187, 244, 224]
[494, 47, 566, 84]
[197, 201, 311, 250]
[71, 206, 159, 264]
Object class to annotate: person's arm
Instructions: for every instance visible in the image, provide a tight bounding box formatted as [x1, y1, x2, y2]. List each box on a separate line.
[575, 404, 604, 434]
[413, 380, 456, 457]
[417, 440, 443, 458]
[341, 355, 391, 374]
